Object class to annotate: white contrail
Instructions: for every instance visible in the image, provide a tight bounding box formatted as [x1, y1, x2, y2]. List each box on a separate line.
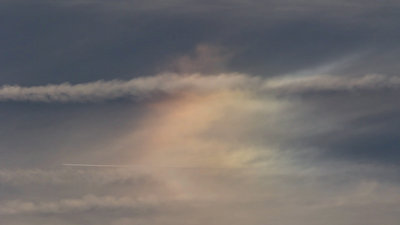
[1, 73, 399, 103]
[63, 163, 135, 168]
[0, 73, 255, 103]
[62, 163, 252, 170]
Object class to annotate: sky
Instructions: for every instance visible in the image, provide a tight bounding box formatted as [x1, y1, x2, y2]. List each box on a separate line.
[1, 1, 400, 224]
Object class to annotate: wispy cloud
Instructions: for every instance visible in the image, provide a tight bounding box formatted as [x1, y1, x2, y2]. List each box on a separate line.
[0, 195, 158, 215]
[0, 168, 160, 187]
[0, 73, 399, 103]
[264, 74, 400, 93]
[0, 73, 256, 103]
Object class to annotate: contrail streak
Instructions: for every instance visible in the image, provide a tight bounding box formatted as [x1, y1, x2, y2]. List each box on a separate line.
[62, 163, 253, 170]
[63, 164, 135, 168]
[0, 73, 253, 103]
[2, 73, 400, 103]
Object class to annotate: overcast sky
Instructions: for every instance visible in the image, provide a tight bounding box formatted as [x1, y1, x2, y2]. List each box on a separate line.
[1, 1, 400, 224]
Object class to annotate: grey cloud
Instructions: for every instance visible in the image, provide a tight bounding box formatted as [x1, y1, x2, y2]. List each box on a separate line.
[2, 0, 400, 86]
[0, 195, 157, 216]
[0, 169, 155, 187]
[2, 72, 400, 168]
[2, 1, 400, 224]
[297, 99, 400, 165]
[1, 163, 400, 224]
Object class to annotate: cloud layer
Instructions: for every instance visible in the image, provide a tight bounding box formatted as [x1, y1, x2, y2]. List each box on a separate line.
[2, 0, 400, 224]
[0, 195, 157, 216]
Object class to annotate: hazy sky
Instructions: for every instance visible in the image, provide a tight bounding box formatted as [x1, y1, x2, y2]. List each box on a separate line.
[1, 1, 400, 224]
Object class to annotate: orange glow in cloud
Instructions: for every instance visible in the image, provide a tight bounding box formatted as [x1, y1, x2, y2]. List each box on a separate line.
[125, 90, 259, 169]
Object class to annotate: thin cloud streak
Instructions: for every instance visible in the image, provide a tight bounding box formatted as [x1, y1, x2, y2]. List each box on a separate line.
[0, 73, 399, 103]
[264, 74, 400, 93]
[62, 163, 253, 169]
[0, 73, 256, 103]
[0, 195, 158, 216]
